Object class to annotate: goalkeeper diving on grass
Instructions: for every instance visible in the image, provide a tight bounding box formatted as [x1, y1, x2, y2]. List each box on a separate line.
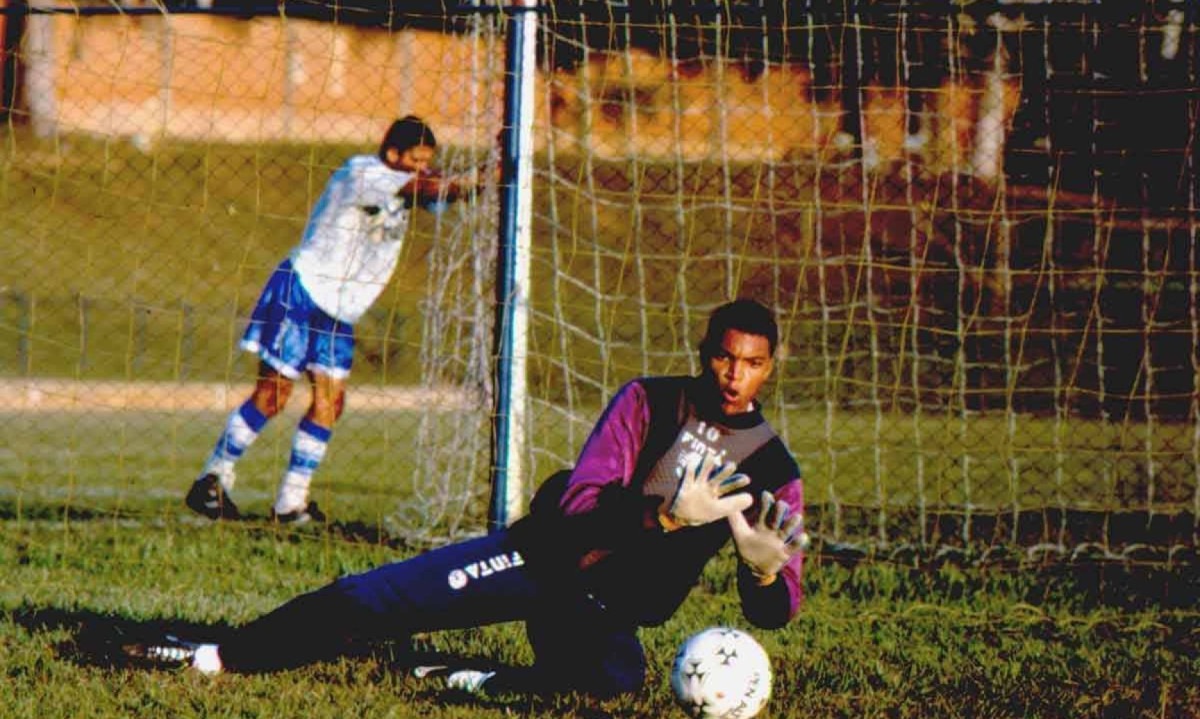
[129, 299, 810, 699]
[186, 116, 484, 524]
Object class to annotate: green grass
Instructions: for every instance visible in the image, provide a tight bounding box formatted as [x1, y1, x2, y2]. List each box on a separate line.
[0, 408, 493, 540]
[0, 128, 439, 384]
[1, 410, 1198, 718]
[5, 403, 1196, 550]
[1, 503, 1197, 717]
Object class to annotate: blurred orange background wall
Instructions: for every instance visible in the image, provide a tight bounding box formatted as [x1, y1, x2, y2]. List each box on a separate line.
[27, 13, 1015, 174]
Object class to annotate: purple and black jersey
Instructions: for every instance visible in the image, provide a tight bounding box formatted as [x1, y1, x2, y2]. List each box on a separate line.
[517, 374, 805, 628]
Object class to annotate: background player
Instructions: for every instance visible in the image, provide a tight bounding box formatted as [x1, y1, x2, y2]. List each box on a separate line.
[133, 299, 808, 700]
[186, 115, 482, 523]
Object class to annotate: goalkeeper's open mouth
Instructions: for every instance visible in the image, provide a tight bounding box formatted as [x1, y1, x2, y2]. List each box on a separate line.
[719, 386, 744, 413]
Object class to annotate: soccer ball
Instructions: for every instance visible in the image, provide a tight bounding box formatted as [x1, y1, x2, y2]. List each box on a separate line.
[670, 627, 772, 719]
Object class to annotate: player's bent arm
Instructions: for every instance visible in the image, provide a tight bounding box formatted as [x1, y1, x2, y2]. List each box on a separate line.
[558, 380, 651, 517]
[735, 478, 806, 628]
[400, 168, 485, 207]
[511, 380, 656, 568]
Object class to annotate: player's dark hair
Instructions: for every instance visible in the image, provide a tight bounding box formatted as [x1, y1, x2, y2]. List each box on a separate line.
[699, 299, 778, 361]
[380, 115, 437, 155]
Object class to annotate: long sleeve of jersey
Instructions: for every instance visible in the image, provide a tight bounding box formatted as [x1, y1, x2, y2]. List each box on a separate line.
[734, 470, 805, 627]
[560, 380, 651, 518]
[549, 380, 662, 555]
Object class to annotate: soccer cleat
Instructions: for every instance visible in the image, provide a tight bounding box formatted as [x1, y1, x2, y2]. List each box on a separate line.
[445, 669, 497, 695]
[411, 664, 449, 679]
[270, 500, 327, 525]
[124, 635, 198, 669]
[185, 474, 241, 520]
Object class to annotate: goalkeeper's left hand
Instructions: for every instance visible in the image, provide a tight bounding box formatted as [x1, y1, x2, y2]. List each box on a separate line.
[728, 491, 810, 584]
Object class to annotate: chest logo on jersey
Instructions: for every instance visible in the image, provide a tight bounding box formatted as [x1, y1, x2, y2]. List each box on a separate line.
[446, 551, 526, 590]
[676, 421, 728, 474]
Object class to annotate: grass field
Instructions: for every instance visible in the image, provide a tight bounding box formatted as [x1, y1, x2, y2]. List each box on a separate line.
[1, 409, 1198, 718]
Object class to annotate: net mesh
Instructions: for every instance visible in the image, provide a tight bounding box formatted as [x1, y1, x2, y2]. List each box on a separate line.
[527, 2, 1199, 560]
[0, 1, 1196, 559]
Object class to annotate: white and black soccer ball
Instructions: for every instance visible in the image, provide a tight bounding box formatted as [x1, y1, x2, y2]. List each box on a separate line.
[670, 626, 772, 719]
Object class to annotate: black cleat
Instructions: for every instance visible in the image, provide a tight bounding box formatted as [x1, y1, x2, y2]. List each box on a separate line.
[185, 474, 241, 520]
[123, 635, 198, 669]
[270, 500, 326, 525]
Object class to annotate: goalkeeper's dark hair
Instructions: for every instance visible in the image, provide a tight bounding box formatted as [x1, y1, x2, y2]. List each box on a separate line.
[380, 115, 437, 155]
[699, 299, 778, 361]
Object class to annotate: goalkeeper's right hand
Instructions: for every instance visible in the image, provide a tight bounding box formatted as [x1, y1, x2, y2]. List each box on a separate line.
[660, 453, 752, 530]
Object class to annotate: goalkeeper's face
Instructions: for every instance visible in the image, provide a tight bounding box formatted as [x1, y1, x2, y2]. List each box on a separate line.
[705, 329, 774, 415]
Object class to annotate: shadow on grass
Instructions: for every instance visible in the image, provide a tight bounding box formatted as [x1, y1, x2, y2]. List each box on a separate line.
[4, 603, 468, 679]
[4, 605, 483, 671]
[5, 605, 621, 718]
[0, 497, 404, 548]
[4, 604, 237, 670]
[0, 500, 144, 523]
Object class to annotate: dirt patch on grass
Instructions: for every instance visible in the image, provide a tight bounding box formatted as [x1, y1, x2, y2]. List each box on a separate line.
[0, 379, 473, 412]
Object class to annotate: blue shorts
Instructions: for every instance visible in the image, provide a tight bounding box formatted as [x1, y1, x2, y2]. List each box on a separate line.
[240, 260, 355, 380]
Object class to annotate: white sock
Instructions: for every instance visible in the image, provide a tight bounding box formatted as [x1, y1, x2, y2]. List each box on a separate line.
[273, 419, 330, 514]
[203, 460, 237, 493]
[203, 401, 268, 492]
[192, 644, 223, 675]
[274, 472, 311, 515]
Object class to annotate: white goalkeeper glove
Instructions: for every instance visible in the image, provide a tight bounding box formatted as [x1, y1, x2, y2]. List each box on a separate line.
[728, 491, 810, 584]
[660, 453, 752, 530]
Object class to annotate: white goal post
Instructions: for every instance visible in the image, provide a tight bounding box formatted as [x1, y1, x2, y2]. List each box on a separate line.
[489, 0, 538, 531]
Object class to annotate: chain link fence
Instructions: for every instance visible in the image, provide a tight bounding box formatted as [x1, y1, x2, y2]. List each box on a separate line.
[1, 1, 1197, 558]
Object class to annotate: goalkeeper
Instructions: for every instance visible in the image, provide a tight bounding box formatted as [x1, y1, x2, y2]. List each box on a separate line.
[130, 299, 808, 699]
[185, 116, 482, 524]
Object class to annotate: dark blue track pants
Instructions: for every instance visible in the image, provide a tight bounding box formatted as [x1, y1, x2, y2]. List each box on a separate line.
[217, 528, 647, 697]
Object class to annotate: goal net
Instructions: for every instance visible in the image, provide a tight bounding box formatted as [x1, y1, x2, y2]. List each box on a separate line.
[528, 1, 1200, 559]
[1, 1, 1196, 560]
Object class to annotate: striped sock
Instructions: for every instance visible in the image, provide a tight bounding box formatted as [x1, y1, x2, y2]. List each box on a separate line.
[274, 418, 332, 514]
[203, 400, 268, 491]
